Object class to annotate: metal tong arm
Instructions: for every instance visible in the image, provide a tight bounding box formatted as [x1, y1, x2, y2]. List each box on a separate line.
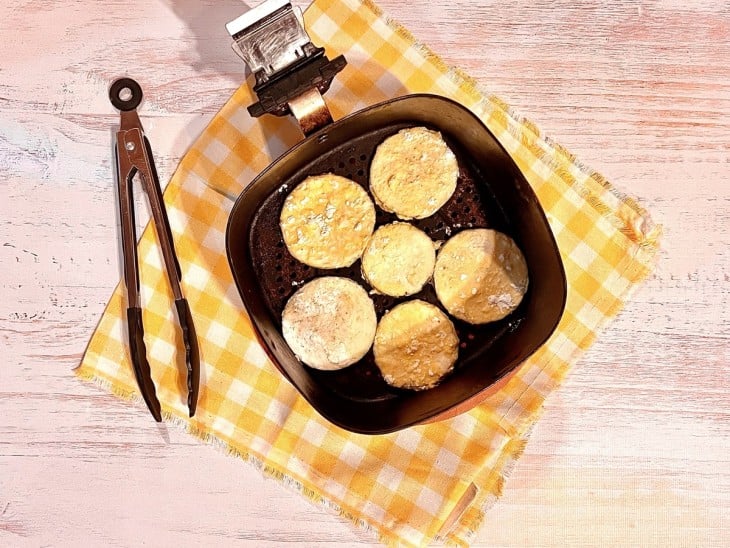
[112, 78, 200, 420]
[117, 117, 183, 301]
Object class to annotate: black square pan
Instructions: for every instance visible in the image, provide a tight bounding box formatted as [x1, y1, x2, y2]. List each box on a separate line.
[226, 94, 566, 434]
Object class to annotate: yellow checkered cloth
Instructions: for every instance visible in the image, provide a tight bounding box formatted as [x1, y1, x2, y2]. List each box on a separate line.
[77, 0, 660, 544]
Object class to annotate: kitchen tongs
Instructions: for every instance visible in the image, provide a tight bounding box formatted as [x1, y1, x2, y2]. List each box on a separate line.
[109, 77, 200, 422]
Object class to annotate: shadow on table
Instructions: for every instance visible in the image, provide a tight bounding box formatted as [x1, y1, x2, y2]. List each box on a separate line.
[167, 0, 253, 85]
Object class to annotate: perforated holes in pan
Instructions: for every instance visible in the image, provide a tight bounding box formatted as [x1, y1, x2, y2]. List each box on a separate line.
[250, 124, 528, 401]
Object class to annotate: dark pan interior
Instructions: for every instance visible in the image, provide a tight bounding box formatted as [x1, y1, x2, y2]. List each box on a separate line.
[226, 94, 567, 434]
[250, 126, 520, 398]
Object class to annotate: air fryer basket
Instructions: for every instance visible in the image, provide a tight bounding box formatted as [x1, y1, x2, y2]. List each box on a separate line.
[226, 95, 567, 434]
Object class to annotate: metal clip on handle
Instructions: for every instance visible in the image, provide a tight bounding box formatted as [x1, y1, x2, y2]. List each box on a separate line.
[109, 78, 201, 422]
[226, 0, 346, 136]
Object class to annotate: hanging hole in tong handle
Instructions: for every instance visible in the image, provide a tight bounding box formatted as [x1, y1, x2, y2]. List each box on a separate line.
[109, 78, 143, 111]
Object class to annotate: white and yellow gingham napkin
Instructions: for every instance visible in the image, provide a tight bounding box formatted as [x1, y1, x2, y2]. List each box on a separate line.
[77, 0, 660, 544]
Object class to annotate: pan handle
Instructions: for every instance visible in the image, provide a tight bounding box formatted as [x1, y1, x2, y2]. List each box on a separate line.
[287, 88, 333, 136]
[226, 0, 345, 136]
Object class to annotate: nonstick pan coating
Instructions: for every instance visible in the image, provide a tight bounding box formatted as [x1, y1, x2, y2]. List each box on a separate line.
[226, 94, 566, 434]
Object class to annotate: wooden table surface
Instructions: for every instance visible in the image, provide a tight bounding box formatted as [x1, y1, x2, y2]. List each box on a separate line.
[2, 0, 728, 545]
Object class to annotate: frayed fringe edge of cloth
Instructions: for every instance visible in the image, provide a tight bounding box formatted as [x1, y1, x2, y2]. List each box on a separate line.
[74, 366, 439, 547]
[74, 361, 534, 547]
